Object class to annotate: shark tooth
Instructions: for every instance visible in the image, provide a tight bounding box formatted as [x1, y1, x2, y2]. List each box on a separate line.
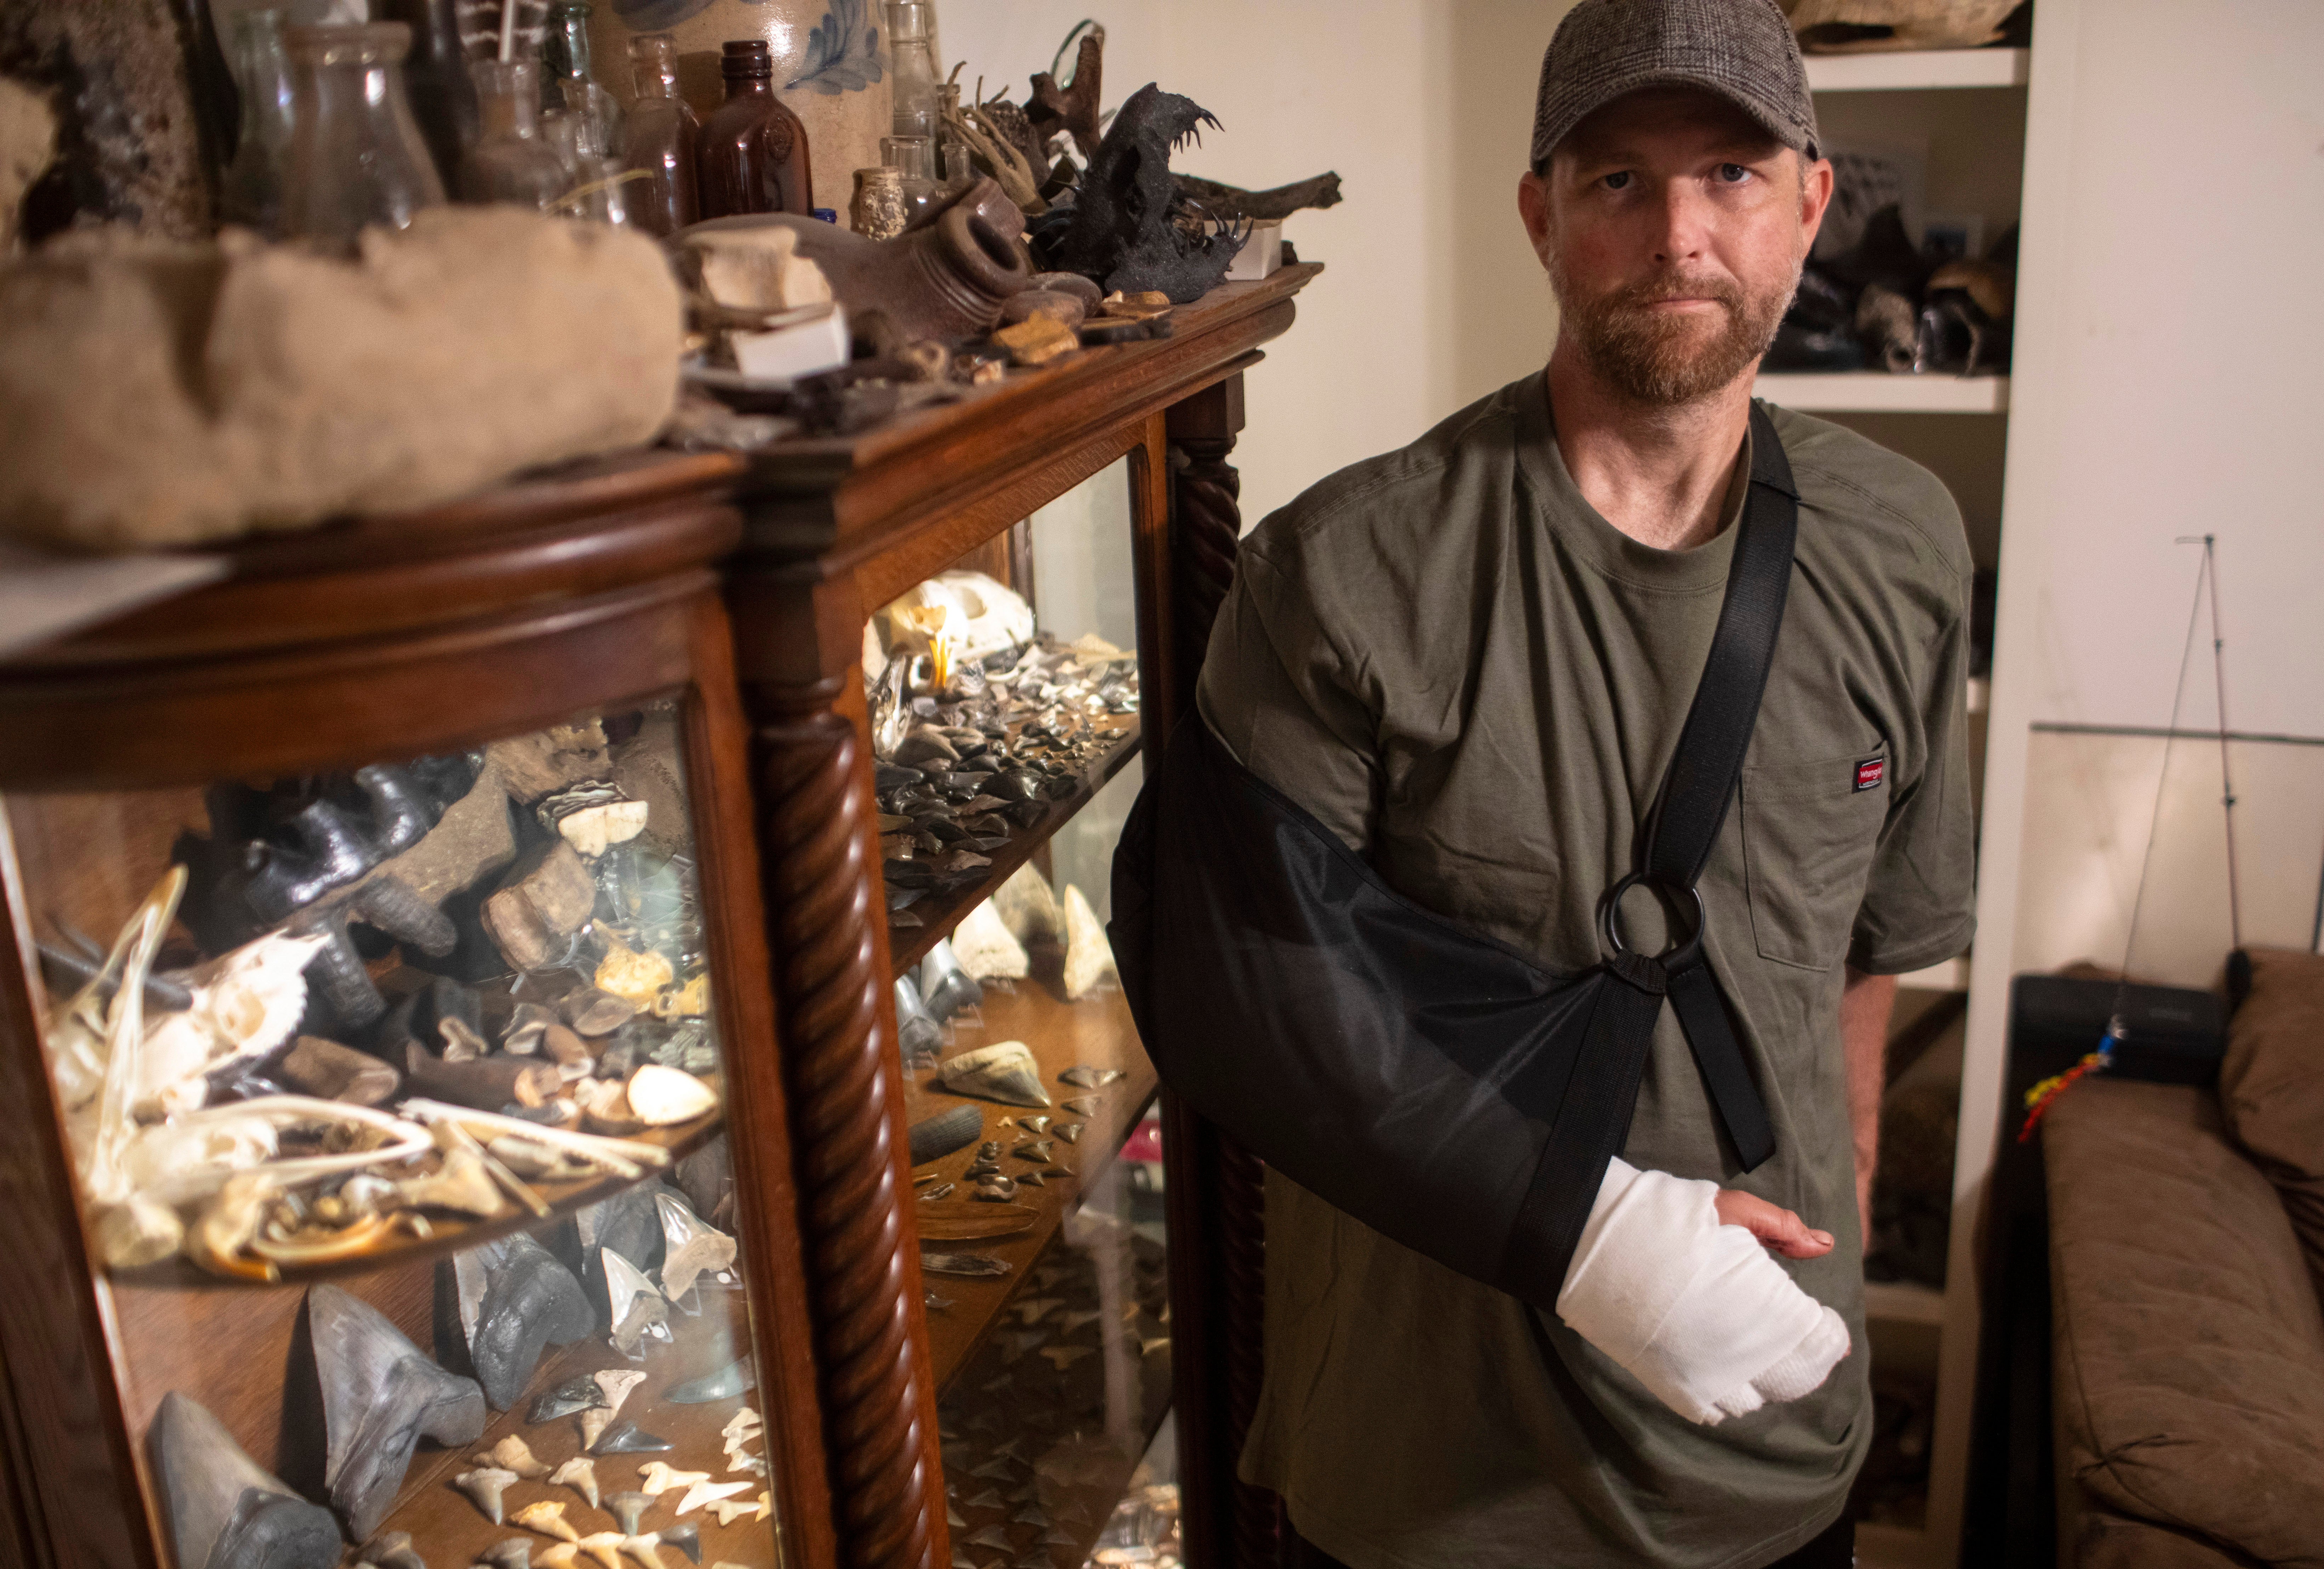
[358, 1531, 429, 1569]
[1010, 1297, 1062, 1325]
[594, 1368, 649, 1416]
[966, 1525, 1015, 1550]
[666, 1357, 754, 1405]
[708, 1499, 758, 1527]
[451, 1234, 593, 1411]
[626, 1063, 718, 1126]
[310, 1284, 488, 1542]
[1015, 1115, 1050, 1135]
[591, 1420, 672, 1454]
[965, 1488, 1004, 1509]
[1062, 1096, 1103, 1115]
[638, 1462, 709, 1496]
[951, 899, 1029, 980]
[514, 1501, 582, 1542]
[653, 1521, 701, 1564]
[478, 1541, 532, 1569]
[618, 1540, 672, 1569]
[1042, 1343, 1096, 1370]
[603, 1248, 671, 1355]
[152, 1392, 341, 1569]
[1060, 883, 1117, 999]
[606, 1490, 655, 1535]
[480, 1433, 551, 1479]
[1059, 1064, 1122, 1089]
[1054, 1122, 1085, 1144]
[916, 938, 984, 1019]
[655, 1191, 737, 1301]
[456, 1468, 521, 1525]
[673, 1479, 750, 1516]
[1012, 1139, 1054, 1164]
[720, 1408, 762, 1443]
[938, 1041, 1051, 1107]
[529, 1375, 610, 1424]
[535, 1548, 582, 1569]
[580, 1409, 616, 1450]
[549, 1456, 600, 1509]
[575, 1533, 629, 1569]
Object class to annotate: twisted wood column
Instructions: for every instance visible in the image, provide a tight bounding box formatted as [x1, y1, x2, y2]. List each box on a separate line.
[752, 685, 935, 1569]
[1161, 375, 1281, 1569]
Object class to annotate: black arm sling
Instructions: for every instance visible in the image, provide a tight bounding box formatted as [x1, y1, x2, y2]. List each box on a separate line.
[1108, 404, 1799, 1306]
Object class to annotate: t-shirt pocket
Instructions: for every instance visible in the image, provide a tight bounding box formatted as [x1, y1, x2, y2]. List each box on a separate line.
[1740, 752, 1892, 971]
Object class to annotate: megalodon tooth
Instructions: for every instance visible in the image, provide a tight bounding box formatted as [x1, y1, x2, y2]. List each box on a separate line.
[654, 1191, 736, 1302]
[665, 1358, 754, 1405]
[603, 1248, 671, 1355]
[576, 1184, 667, 1319]
[454, 1234, 594, 1410]
[152, 1391, 341, 1569]
[1059, 1064, 1122, 1089]
[591, 1420, 673, 1455]
[937, 1042, 1051, 1107]
[916, 938, 985, 1020]
[593, 1368, 648, 1415]
[893, 975, 944, 1071]
[950, 899, 1029, 980]
[310, 1283, 488, 1542]
[528, 1374, 609, 1424]
[358, 1530, 429, 1569]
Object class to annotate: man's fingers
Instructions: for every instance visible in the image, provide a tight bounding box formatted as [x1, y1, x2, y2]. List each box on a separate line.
[1712, 1189, 1835, 1259]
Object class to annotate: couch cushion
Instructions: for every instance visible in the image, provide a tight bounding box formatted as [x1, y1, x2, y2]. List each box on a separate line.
[2221, 945, 2324, 1302]
[2045, 1079, 2324, 1568]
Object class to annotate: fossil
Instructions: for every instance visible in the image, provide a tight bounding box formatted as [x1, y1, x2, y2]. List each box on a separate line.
[591, 1420, 672, 1454]
[152, 1391, 340, 1569]
[648, 1522, 701, 1564]
[606, 1490, 655, 1536]
[528, 1375, 609, 1424]
[626, 1063, 717, 1126]
[1015, 1115, 1051, 1135]
[949, 899, 1030, 981]
[1052, 84, 1242, 302]
[1062, 1096, 1103, 1116]
[563, 987, 639, 1037]
[397, 1144, 509, 1217]
[456, 1233, 593, 1410]
[918, 1181, 957, 1202]
[457, 1468, 522, 1524]
[972, 1175, 1019, 1202]
[311, 1285, 487, 1541]
[603, 1248, 672, 1354]
[708, 1497, 761, 1527]
[1054, 1122, 1085, 1144]
[359, 1531, 429, 1569]
[673, 1479, 751, 1516]
[479, 1542, 532, 1569]
[966, 1524, 1015, 1549]
[938, 1041, 1051, 1107]
[990, 862, 1064, 945]
[893, 974, 944, 1071]
[916, 938, 984, 1020]
[535, 1549, 583, 1569]
[574, 1533, 630, 1569]
[550, 1456, 601, 1509]
[515, 1501, 582, 1542]
[1016, 1170, 1046, 1188]
[580, 1409, 616, 1450]
[637, 1462, 709, 1497]
[920, 1249, 1012, 1277]
[656, 1190, 737, 1301]
[595, 1368, 649, 1415]
[1059, 1066, 1122, 1090]
[1041, 1344, 1096, 1371]
[666, 1357, 754, 1404]
[480, 1433, 551, 1479]
[1012, 1139, 1054, 1164]
[1060, 884, 1118, 999]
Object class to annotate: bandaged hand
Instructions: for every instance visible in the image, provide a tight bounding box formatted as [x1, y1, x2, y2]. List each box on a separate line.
[1554, 1159, 1853, 1426]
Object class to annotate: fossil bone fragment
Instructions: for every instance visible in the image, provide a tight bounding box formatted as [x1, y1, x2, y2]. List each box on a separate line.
[153, 1391, 341, 1569]
[938, 1041, 1050, 1107]
[400, 1099, 670, 1179]
[550, 1455, 601, 1509]
[949, 899, 1029, 981]
[920, 1250, 1012, 1277]
[480, 1433, 550, 1479]
[656, 1191, 737, 1300]
[311, 1284, 488, 1540]
[457, 1468, 522, 1525]
[398, 1145, 509, 1217]
[594, 1367, 648, 1415]
[515, 1500, 583, 1541]
[626, 1063, 717, 1127]
[637, 1462, 710, 1497]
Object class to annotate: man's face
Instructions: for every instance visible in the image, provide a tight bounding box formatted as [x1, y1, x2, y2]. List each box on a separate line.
[1520, 86, 1833, 406]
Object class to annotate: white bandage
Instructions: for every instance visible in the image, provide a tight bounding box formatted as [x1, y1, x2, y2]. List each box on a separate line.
[1554, 1158, 1852, 1425]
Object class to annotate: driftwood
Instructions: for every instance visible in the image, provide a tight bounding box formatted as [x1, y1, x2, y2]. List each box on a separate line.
[1026, 24, 1105, 164]
[1173, 172, 1344, 222]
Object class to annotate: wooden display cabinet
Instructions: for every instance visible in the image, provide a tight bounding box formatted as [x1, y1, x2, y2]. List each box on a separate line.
[0, 460, 833, 1569]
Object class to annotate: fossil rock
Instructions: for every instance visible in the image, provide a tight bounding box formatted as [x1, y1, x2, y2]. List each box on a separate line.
[991, 863, 1065, 946]
[0, 210, 681, 551]
[281, 1035, 402, 1107]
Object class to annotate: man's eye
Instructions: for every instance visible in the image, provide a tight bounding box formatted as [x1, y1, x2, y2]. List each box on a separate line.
[1602, 171, 1632, 191]
[1718, 163, 1751, 184]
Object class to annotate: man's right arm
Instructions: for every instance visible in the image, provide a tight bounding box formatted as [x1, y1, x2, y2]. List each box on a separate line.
[1194, 543, 1380, 857]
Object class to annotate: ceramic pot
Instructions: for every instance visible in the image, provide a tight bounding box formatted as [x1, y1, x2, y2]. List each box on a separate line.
[685, 176, 1030, 341]
[588, 0, 890, 227]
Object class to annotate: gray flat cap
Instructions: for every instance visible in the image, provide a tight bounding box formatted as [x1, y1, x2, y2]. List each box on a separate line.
[1531, 0, 1819, 169]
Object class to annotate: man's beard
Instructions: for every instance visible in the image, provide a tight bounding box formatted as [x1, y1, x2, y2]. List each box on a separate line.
[1549, 254, 1798, 407]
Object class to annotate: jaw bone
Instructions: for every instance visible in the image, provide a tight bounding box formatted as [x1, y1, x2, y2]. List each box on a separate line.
[152, 1391, 342, 1569]
[310, 1284, 488, 1542]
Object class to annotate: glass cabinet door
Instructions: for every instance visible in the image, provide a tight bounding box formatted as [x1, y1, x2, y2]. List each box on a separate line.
[2, 698, 787, 1569]
[865, 460, 1180, 1569]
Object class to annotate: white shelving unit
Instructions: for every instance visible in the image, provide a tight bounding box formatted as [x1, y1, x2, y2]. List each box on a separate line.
[1804, 47, 2029, 92]
[1755, 372, 2009, 414]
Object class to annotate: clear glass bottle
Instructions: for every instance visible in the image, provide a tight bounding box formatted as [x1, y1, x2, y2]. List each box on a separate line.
[697, 39, 814, 219]
[218, 7, 296, 235]
[459, 57, 569, 211]
[373, 0, 478, 190]
[881, 133, 940, 229]
[619, 32, 699, 235]
[934, 78, 973, 192]
[544, 112, 632, 225]
[540, 0, 621, 159]
[851, 165, 906, 239]
[886, 0, 940, 140]
[279, 22, 448, 253]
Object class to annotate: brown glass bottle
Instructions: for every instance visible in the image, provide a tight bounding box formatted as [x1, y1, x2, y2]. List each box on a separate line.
[696, 39, 813, 219]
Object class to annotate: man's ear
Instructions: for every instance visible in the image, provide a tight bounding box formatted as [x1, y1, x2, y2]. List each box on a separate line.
[1796, 154, 1835, 255]
[1519, 169, 1556, 271]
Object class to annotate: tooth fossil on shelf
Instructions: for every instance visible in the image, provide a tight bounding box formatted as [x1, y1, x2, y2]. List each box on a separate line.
[456, 1468, 522, 1525]
[152, 1391, 341, 1569]
[594, 1367, 648, 1416]
[637, 1461, 709, 1497]
[674, 1479, 752, 1515]
[528, 1375, 609, 1425]
[1059, 1065, 1122, 1090]
[655, 1190, 736, 1301]
[591, 1419, 672, 1454]
[479, 1541, 533, 1569]
[603, 1248, 672, 1355]
[456, 1233, 593, 1410]
[513, 1501, 582, 1542]
[479, 1433, 551, 1479]
[626, 1063, 717, 1126]
[357, 1530, 428, 1569]
[574, 1533, 630, 1569]
[310, 1284, 487, 1541]
[580, 1408, 616, 1450]
[938, 1041, 1051, 1107]
[549, 1456, 600, 1509]
[650, 1521, 701, 1564]
[606, 1489, 655, 1535]
[950, 898, 1030, 981]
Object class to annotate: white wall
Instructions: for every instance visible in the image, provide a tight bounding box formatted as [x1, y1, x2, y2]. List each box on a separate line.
[942, 0, 1573, 526]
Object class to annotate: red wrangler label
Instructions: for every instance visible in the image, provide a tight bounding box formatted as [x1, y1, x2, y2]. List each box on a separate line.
[1855, 757, 1886, 792]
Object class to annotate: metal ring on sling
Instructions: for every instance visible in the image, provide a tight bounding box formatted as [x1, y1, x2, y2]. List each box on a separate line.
[1598, 871, 1707, 971]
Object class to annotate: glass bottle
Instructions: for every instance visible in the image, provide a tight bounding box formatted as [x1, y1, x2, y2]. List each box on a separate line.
[541, 0, 621, 160]
[619, 32, 699, 235]
[279, 22, 447, 253]
[374, 0, 479, 190]
[851, 166, 906, 239]
[460, 57, 570, 211]
[934, 78, 972, 192]
[697, 39, 814, 219]
[886, 1, 940, 140]
[881, 133, 940, 229]
[218, 7, 296, 235]
[545, 113, 633, 225]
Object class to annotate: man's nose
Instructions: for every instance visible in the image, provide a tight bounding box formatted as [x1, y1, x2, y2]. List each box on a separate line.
[1649, 178, 1711, 264]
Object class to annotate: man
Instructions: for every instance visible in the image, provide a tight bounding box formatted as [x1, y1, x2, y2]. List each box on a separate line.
[1192, 1, 1977, 1565]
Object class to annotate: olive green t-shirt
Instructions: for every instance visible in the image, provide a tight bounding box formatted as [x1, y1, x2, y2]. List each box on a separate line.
[1194, 372, 1976, 1569]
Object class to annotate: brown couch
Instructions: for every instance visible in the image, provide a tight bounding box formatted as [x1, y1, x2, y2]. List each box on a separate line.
[2042, 948, 2324, 1568]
